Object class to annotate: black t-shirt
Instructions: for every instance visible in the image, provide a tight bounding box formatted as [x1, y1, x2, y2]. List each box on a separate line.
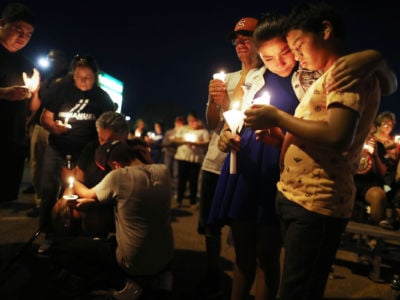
[77, 140, 107, 188]
[43, 75, 115, 157]
[0, 45, 35, 145]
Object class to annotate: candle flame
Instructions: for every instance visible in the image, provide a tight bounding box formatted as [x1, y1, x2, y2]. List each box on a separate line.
[213, 71, 226, 82]
[231, 101, 240, 110]
[22, 68, 40, 92]
[253, 91, 270, 105]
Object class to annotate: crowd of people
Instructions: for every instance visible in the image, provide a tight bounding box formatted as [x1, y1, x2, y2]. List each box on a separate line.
[1, 1, 399, 300]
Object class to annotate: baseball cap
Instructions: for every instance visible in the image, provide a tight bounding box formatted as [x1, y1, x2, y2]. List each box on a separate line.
[95, 138, 152, 171]
[226, 17, 258, 40]
[95, 140, 132, 172]
[1, 3, 35, 26]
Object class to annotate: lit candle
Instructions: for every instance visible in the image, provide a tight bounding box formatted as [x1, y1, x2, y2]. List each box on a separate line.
[184, 132, 197, 143]
[223, 101, 244, 174]
[213, 70, 226, 82]
[63, 176, 78, 200]
[22, 68, 40, 92]
[395, 135, 400, 144]
[252, 91, 270, 105]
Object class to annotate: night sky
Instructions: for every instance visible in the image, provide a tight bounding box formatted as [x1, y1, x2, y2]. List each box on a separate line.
[5, 0, 400, 130]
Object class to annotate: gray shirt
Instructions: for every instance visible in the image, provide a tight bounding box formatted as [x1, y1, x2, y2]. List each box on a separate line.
[95, 163, 174, 275]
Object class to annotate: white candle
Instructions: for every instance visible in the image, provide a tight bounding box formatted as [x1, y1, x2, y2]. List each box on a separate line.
[395, 135, 400, 144]
[223, 101, 244, 174]
[63, 176, 78, 200]
[67, 176, 74, 195]
[213, 71, 226, 82]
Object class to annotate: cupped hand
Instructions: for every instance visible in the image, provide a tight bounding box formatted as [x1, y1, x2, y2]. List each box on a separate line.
[244, 104, 278, 130]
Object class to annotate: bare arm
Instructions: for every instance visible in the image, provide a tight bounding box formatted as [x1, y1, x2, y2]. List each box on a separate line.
[244, 104, 359, 152]
[0, 86, 31, 101]
[73, 179, 97, 199]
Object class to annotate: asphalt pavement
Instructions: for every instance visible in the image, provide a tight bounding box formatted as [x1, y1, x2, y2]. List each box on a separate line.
[0, 161, 399, 299]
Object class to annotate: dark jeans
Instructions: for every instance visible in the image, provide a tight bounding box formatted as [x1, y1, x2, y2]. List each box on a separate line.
[39, 145, 64, 233]
[50, 235, 125, 290]
[2, 142, 26, 202]
[276, 192, 348, 300]
[176, 160, 201, 205]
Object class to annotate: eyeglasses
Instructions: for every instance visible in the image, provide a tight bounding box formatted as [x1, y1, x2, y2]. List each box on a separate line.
[380, 122, 394, 128]
[232, 38, 252, 46]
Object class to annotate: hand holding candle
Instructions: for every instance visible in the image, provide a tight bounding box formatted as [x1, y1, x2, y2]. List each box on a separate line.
[223, 101, 244, 174]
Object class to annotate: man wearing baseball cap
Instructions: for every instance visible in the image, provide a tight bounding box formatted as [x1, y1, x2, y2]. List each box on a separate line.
[226, 17, 259, 40]
[197, 16, 261, 298]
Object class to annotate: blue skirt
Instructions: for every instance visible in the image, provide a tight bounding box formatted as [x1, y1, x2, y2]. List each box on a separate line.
[208, 127, 281, 226]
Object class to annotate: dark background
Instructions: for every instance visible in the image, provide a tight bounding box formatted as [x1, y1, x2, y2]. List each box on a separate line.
[4, 0, 399, 130]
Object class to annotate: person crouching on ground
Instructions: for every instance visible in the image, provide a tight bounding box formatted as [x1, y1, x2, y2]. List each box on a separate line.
[49, 138, 174, 299]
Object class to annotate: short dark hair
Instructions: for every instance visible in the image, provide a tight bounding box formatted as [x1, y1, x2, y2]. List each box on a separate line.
[285, 2, 345, 40]
[126, 137, 152, 164]
[253, 12, 287, 49]
[1, 2, 35, 26]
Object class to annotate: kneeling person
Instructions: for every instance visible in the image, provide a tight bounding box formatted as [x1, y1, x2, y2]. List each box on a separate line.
[50, 139, 174, 297]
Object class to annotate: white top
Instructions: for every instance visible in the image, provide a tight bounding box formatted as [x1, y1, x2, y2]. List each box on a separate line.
[202, 69, 243, 174]
[174, 125, 209, 164]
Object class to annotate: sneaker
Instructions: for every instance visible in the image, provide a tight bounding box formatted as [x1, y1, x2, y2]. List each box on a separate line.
[37, 238, 52, 255]
[379, 218, 400, 230]
[111, 279, 142, 300]
[26, 207, 39, 218]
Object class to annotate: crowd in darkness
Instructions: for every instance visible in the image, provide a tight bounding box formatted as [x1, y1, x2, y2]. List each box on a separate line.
[0, 2, 399, 300]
